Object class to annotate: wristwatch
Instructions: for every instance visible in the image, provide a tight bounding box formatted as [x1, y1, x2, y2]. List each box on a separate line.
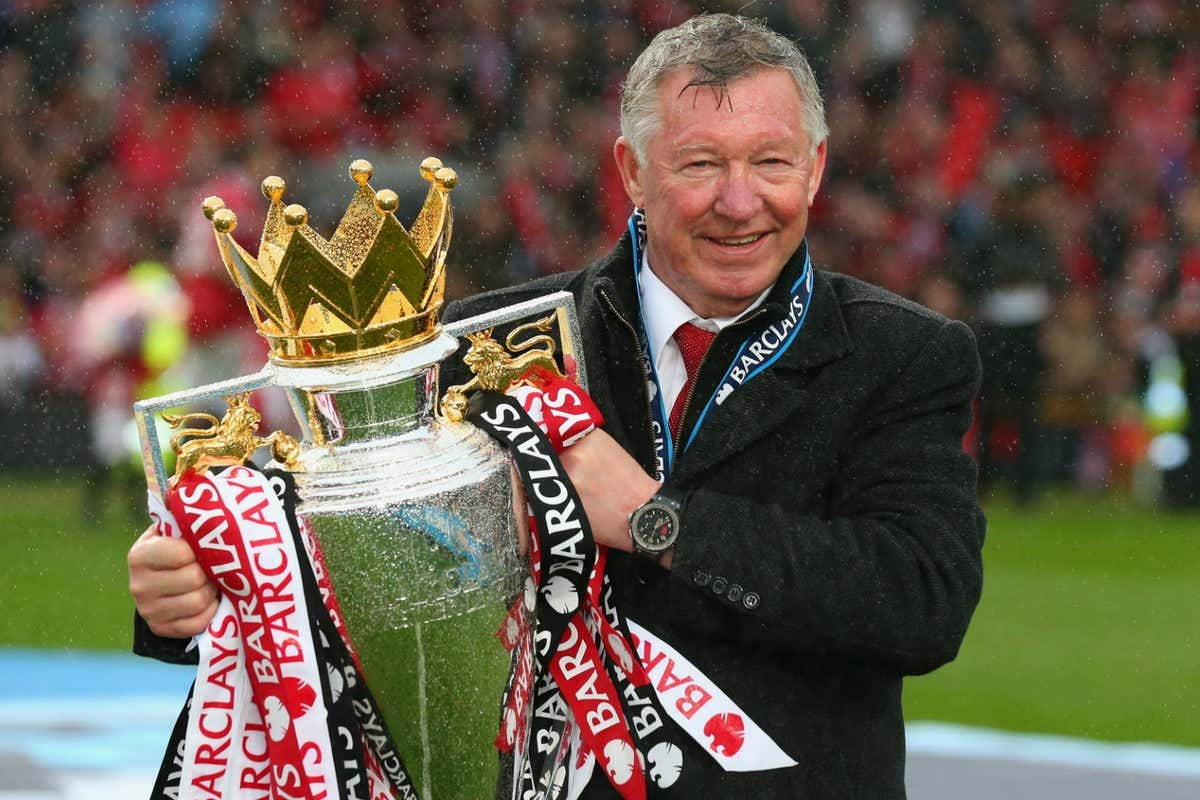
[628, 489, 684, 559]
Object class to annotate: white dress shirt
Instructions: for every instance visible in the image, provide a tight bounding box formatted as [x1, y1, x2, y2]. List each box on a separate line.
[639, 257, 770, 416]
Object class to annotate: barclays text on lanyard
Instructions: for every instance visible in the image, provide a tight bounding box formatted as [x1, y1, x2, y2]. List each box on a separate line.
[628, 208, 815, 483]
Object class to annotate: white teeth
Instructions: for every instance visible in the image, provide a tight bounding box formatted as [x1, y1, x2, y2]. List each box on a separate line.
[716, 234, 762, 245]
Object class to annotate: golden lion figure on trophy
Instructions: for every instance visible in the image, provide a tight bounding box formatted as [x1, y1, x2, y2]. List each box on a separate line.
[440, 314, 566, 422]
[164, 393, 301, 482]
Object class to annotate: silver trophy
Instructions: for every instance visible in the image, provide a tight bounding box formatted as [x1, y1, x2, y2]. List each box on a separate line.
[134, 158, 585, 798]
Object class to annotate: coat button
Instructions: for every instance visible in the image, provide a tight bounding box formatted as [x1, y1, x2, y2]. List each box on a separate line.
[710, 576, 728, 595]
[726, 584, 743, 603]
[693, 570, 711, 587]
[742, 592, 760, 611]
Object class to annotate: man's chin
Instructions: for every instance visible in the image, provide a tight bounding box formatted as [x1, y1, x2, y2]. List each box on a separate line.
[691, 279, 775, 318]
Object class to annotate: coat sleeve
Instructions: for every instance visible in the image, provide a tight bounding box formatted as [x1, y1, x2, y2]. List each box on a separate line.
[669, 319, 985, 676]
[133, 611, 199, 665]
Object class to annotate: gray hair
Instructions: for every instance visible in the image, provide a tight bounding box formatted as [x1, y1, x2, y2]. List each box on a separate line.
[619, 14, 828, 163]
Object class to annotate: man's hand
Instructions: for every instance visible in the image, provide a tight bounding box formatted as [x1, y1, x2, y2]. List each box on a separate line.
[128, 527, 219, 639]
[557, 429, 660, 554]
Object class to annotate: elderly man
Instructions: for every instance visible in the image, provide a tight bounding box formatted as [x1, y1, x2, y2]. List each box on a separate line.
[130, 13, 984, 798]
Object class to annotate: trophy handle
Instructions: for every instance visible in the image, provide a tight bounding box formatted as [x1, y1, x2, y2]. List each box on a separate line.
[443, 290, 587, 391]
[134, 368, 277, 500]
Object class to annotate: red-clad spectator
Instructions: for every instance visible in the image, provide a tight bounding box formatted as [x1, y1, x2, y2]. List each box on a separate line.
[265, 30, 364, 156]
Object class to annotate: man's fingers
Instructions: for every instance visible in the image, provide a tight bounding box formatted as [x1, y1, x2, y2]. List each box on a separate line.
[129, 559, 212, 601]
[128, 529, 199, 572]
[129, 534, 198, 571]
[139, 582, 218, 621]
[146, 595, 220, 640]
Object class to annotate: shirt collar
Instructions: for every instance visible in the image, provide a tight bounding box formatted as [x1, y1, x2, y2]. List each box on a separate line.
[639, 253, 771, 360]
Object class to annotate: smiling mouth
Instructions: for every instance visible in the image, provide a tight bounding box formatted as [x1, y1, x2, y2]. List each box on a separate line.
[709, 233, 766, 246]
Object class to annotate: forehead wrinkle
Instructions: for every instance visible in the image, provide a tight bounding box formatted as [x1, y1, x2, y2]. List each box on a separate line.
[667, 126, 801, 156]
[752, 137, 805, 153]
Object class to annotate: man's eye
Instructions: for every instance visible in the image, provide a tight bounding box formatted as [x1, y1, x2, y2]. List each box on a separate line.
[687, 160, 713, 169]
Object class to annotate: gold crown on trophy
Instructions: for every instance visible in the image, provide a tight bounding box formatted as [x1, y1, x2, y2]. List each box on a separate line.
[202, 157, 456, 365]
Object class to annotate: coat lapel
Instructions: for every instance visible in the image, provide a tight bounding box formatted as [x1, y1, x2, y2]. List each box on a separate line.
[672, 271, 854, 484]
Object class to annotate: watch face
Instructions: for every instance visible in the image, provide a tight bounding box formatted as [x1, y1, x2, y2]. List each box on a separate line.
[633, 502, 678, 552]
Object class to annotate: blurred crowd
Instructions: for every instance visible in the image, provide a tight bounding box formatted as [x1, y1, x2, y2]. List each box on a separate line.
[1, 0, 1199, 507]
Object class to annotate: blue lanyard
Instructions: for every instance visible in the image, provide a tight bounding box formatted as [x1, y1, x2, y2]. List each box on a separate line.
[627, 210, 814, 481]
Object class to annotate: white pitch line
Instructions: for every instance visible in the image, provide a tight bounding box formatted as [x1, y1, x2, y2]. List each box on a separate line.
[907, 722, 1200, 778]
[0, 696, 184, 725]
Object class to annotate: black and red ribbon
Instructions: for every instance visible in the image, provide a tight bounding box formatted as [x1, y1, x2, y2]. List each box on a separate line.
[469, 375, 686, 799]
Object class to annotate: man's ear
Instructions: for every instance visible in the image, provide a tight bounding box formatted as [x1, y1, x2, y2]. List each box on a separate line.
[613, 137, 645, 208]
[807, 139, 827, 207]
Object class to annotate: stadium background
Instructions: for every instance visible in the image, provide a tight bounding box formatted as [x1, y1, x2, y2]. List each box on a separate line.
[0, 0, 1198, 796]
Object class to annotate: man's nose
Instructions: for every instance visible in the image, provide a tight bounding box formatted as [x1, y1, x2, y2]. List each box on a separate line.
[712, 164, 762, 222]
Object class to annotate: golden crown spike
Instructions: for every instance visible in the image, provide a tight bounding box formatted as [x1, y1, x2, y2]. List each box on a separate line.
[202, 157, 457, 365]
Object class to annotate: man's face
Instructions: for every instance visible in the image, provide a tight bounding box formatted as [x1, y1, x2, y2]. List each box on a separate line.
[615, 67, 826, 318]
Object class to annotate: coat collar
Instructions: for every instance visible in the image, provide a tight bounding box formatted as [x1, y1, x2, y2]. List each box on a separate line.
[584, 232, 855, 483]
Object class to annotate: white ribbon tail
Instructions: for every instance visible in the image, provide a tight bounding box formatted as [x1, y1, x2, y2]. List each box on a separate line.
[627, 619, 797, 772]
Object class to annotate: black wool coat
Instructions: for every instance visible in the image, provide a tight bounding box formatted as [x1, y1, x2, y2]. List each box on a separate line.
[443, 233, 986, 799]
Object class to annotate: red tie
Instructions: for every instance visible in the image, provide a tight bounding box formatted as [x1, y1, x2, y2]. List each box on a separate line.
[669, 322, 717, 439]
